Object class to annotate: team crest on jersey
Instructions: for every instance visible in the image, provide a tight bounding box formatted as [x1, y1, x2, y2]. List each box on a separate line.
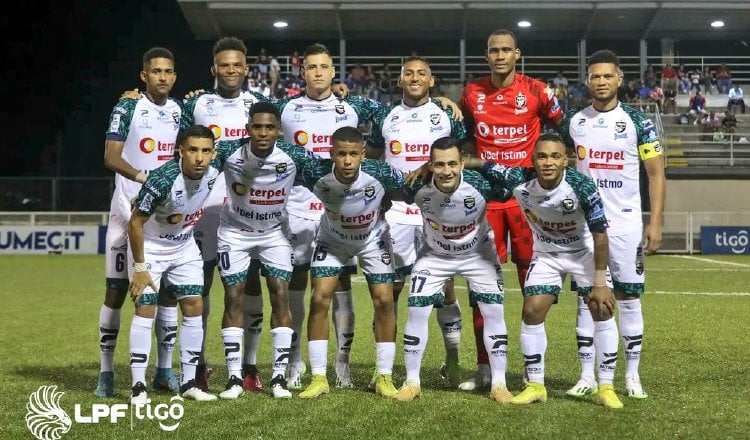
[174, 190, 185, 207]
[561, 198, 575, 211]
[276, 163, 287, 174]
[464, 197, 475, 209]
[364, 185, 375, 198]
[615, 121, 627, 133]
[421, 197, 432, 212]
[430, 114, 440, 126]
[381, 252, 392, 265]
[207, 178, 215, 190]
[243, 99, 254, 109]
[335, 105, 345, 115]
[172, 111, 180, 124]
[515, 93, 527, 108]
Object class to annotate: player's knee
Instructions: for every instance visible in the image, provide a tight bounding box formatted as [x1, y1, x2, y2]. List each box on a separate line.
[104, 288, 128, 308]
[180, 297, 203, 317]
[521, 302, 547, 325]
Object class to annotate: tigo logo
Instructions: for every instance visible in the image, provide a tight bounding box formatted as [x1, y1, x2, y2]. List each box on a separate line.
[140, 138, 156, 154]
[389, 140, 402, 155]
[294, 130, 309, 146]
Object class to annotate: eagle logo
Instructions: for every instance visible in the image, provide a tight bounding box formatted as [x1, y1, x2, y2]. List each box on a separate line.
[25, 386, 72, 440]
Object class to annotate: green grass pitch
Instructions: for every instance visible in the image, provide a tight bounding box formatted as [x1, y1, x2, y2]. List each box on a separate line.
[1, 254, 749, 439]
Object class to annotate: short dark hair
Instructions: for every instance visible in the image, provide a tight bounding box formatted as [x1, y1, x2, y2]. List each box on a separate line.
[430, 136, 463, 159]
[178, 125, 215, 147]
[303, 43, 331, 59]
[143, 47, 174, 66]
[588, 50, 620, 68]
[332, 126, 363, 144]
[535, 132, 566, 147]
[403, 55, 430, 67]
[213, 36, 247, 56]
[488, 29, 518, 48]
[249, 102, 280, 121]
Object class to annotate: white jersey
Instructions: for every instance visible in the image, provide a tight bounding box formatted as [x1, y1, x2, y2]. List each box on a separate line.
[182, 90, 265, 141]
[214, 139, 312, 233]
[278, 94, 382, 220]
[301, 159, 404, 246]
[480, 163, 609, 253]
[562, 102, 662, 236]
[369, 99, 466, 225]
[105, 95, 182, 203]
[404, 170, 499, 256]
[132, 159, 220, 254]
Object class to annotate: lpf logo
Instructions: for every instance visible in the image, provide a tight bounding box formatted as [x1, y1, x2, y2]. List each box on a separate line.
[25, 385, 185, 439]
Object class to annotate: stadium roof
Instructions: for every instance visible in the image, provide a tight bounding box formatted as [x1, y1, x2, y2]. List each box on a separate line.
[177, 0, 750, 42]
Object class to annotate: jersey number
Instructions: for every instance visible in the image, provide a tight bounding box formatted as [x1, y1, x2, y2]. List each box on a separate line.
[218, 251, 231, 271]
[115, 252, 126, 273]
[410, 276, 427, 294]
[313, 245, 328, 262]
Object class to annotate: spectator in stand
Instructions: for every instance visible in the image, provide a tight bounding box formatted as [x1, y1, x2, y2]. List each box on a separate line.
[700, 111, 721, 141]
[702, 67, 716, 94]
[624, 80, 639, 104]
[677, 64, 690, 94]
[663, 86, 677, 114]
[661, 63, 678, 92]
[643, 64, 657, 88]
[727, 84, 746, 114]
[649, 84, 664, 112]
[290, 51, 301, 79]
[343, 73, 355, 92]
[569, 82, 589, 108]
[555, 82, 569, 112]
[689, 68, 702, 93]
[688, 91, 708, 124]
[255, 48, 270, 82]
[269, 56, 281, 94]
[636, 81, 651, 108]
[722, 111, 738, 134]
[286, 80, 302, 98]
[350, 63, 367, 94]
[553, 71, 569, 88]
[365, 78, 381, 102]
[715, 63, 732, 94]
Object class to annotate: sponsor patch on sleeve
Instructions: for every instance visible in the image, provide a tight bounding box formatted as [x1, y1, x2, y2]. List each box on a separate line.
[638, 141, 662, 160]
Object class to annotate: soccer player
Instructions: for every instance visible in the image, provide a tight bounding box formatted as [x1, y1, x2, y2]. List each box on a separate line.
[298, 126, 403, 399]
[212, 102, 317, 400]
[180, 36, 266, 393]
[561, 50, 665, 399]
[277, 44, 462, 390]
[459, 29, 562, 390]
[393, 137, 511, 403]
[367, 56, 467, 386]
[96, 47, 182, 398]
[467, 134, 622, 409]
[127, 125, 220, 403]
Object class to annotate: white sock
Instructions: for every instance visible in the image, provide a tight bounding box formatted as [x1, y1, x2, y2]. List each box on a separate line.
[221, 327, 243, 379]
[271, 327, 294, 378]
[332, 290, 355, 365]
[478, 302, 507, 386]
[289, 290, 306, 366]
[376, 342, 396, 375]
[576, 296, 596, 379]
[129, 315, 153, 387]
[594, 317, 619, 386]
[308, 340, 328, 376]
[243, 295, 263, 365]
[155, 305, 178, 369]
[435, 301, 462, 361]
[520, 322, 546, 384]
[199, 295, 210, 365]
[403, 305, 432, 384]
[179, 316, 203, 386]
[618, 299, 644, 380]
[99, 305, 121, 373]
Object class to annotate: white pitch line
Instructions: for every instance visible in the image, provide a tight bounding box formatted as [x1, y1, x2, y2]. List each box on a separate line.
[350, 277, 748, 296]
[669, 254, 750, 268]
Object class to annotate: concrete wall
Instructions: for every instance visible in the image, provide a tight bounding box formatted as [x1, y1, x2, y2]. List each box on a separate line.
[666, 179, 750, 212]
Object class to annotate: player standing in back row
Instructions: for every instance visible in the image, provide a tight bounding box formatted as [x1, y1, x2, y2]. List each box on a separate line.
[459, 29, 562, 390]
[561, 50, 665, 399]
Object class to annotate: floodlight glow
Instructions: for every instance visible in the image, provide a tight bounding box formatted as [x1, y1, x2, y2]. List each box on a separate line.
[273, 21, 288, 28]
[518, 20, 531, 28]
[710, 20, 724, 28]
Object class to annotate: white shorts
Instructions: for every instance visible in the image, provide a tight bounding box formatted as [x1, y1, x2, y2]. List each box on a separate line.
[525, 248, 604, 298]
[193, 178, 227, 264]
[216, 223, 293, 285]
[311, 227, 393, 283]
[409, 239, 504, 307]
[289, 213, 319, 270]
[127, 241, 204, 306]
[608, 229, 645, 295]
[105, 197, 130, 289]
[388, 221, 423, 281]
